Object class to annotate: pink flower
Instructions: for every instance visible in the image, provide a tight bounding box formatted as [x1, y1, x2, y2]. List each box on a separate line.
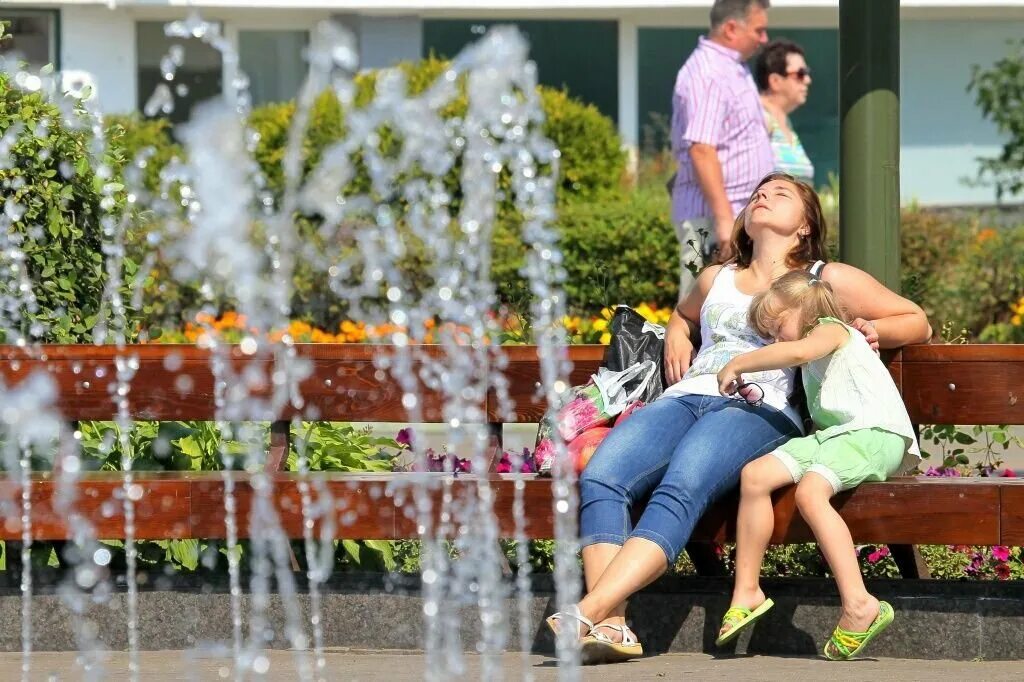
[411, 447, 446, 473]
[999, 468, 1017, 478]
[992, 546, 1011, 562]
[866, 546, 890, 564]
[495, 456, 512, 474]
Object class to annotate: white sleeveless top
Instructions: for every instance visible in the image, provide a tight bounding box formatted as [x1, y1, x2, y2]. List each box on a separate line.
[660, 265, 802, 428]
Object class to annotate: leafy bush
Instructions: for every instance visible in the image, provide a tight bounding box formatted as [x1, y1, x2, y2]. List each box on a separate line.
[902, 218, 1024, 337]
[246, 56, 624, 207]
[493, 188, 679, 314]
[0, 69, 137, 342]
[969, 39, 1024, 199]
[103, 114, 180, 195]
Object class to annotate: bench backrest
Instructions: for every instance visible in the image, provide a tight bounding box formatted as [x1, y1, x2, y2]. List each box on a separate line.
[0, 344, 1022, 426]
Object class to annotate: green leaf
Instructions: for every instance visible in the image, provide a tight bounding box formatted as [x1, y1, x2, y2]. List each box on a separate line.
[341, 539, 363, 567]
[167, 539, 200, 570]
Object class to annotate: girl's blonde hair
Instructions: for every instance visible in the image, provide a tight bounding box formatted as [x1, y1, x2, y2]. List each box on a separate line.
[749, 270, 847, 339]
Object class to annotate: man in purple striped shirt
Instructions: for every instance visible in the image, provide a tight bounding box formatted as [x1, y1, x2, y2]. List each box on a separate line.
[671, 0, 773, 294]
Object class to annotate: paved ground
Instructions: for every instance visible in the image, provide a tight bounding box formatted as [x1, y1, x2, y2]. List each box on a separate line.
[1, 650, 1021, 681]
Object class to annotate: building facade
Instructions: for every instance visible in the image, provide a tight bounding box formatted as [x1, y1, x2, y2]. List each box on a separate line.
[3, 1, 1023, 206]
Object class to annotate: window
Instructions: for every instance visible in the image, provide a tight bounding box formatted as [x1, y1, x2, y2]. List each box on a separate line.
[136, 21, 223, 124]
[0, 9, 58, 71]
[239, 30, 308, 106]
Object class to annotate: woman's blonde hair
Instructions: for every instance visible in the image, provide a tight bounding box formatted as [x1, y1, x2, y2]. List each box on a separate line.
[749, 270, 847, 339]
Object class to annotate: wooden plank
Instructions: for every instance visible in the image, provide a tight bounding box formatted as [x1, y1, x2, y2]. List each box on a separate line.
[902, 361, 1024, 425]
[688, 478, 1003, 545]
[0, 344, 609, 424]
[188, 474, 398, 539]
[1001, 484, 1024, 546]
[901, 345, 1024, 363]
[491, 346, 606, 422]
[2, 474, 1009, 545]
[0, 475, 192, 541]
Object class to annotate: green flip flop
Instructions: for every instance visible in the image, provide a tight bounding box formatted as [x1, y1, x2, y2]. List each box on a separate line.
[715, 598, 775, 647]
[823, 600, 895, 660]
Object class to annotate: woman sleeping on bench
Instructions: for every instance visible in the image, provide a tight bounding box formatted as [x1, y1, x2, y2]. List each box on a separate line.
[546, 172, 932, 664]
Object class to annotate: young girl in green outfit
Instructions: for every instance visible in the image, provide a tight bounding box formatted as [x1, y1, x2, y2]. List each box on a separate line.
[714, 269, 920, 660]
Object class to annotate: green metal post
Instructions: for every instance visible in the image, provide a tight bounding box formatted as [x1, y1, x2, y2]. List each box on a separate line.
[839, 0, 901, 291]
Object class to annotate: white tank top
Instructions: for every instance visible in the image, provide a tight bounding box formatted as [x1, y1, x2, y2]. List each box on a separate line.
[660, 265, 802, 428]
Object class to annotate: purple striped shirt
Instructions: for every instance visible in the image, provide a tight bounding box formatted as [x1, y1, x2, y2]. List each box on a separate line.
[670, 36, 773, 224]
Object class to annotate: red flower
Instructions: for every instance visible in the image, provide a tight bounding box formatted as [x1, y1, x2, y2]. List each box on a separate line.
[995, 563, 1012, 580]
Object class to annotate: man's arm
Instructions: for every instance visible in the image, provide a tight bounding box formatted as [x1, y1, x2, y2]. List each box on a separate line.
[717, 323, 849, 395]
[688, 143, 736, 254]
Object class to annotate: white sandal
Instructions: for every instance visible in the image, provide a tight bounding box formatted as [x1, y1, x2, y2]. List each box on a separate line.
[581, 623, 644, 665]
[545, 605, 595, 642]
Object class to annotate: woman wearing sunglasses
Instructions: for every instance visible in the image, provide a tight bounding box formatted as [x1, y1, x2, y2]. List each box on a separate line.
[755, 40, 815, 184]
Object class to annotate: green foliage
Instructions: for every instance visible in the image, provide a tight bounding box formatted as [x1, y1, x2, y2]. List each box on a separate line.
[103, 114, 180, 194]
[0, 69, 138, 342]
[493, 188, 678, 314]
[902, 218, 1024, 338]
[969, 40, 1024, 199]
[246, 56, 624, 208]
[290, 422, 399, 472]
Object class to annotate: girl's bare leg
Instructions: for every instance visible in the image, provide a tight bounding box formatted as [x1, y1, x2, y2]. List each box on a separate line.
[795, 473, 880, 631]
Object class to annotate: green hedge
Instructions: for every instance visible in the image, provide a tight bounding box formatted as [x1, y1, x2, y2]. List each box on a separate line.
[0, 71, 137, 342]
[246, 57, 624, 206]
[494, 188, 679, 314]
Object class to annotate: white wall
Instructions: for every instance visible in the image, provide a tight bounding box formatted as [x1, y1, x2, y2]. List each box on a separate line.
[60, 6, 137, 113]
[900, 19, 1024, 206]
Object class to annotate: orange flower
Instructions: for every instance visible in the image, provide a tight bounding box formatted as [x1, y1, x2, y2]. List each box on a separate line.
[977, 228, 997, 244]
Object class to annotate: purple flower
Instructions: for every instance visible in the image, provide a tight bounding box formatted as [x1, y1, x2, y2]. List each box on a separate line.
[992, 546, 1011, 562]
[396, 428, 414, 448]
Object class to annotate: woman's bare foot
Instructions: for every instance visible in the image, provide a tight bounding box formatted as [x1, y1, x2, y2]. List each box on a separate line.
[836, 594, 881, 633]
[592, 619, 631, 643]
[546, 607, 592, 640]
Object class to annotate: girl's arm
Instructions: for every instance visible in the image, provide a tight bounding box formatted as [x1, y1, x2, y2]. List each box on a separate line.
[665, 264, 723, 385]
[821, 262, 932, 348]
[717, 323, 848, 395]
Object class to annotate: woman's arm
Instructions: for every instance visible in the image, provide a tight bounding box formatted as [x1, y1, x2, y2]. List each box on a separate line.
[717, 323, 848, 395]
[822, 262, 933, 348]
[664, 264, 722, 385]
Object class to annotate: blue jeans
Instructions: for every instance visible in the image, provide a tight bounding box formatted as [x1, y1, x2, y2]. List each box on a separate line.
[579, 393, 800, 562]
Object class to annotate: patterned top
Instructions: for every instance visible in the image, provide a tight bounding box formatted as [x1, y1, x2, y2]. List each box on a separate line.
[670, 37, 774, 224]
[660, 265, 801, 428]
[765, 109, 814, 184]
[802, 318, 921, 471]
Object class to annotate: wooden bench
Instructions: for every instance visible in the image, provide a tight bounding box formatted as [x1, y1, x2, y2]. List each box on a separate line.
[1, 343, 1023, 579]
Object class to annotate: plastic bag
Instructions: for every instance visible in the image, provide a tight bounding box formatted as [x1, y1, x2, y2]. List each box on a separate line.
[535, 363, 658, 475]
[602, 305, 667, 404]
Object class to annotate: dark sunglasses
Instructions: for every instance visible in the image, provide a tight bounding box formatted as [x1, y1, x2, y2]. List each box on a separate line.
[785, 68, 811, 82]
[733, 381, 765, 408]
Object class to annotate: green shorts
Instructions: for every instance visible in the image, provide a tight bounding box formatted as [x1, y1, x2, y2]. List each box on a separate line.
[772, 428, 907, 494]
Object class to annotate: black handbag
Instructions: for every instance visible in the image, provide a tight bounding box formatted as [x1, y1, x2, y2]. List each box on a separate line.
[601, 305, 667, 404]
